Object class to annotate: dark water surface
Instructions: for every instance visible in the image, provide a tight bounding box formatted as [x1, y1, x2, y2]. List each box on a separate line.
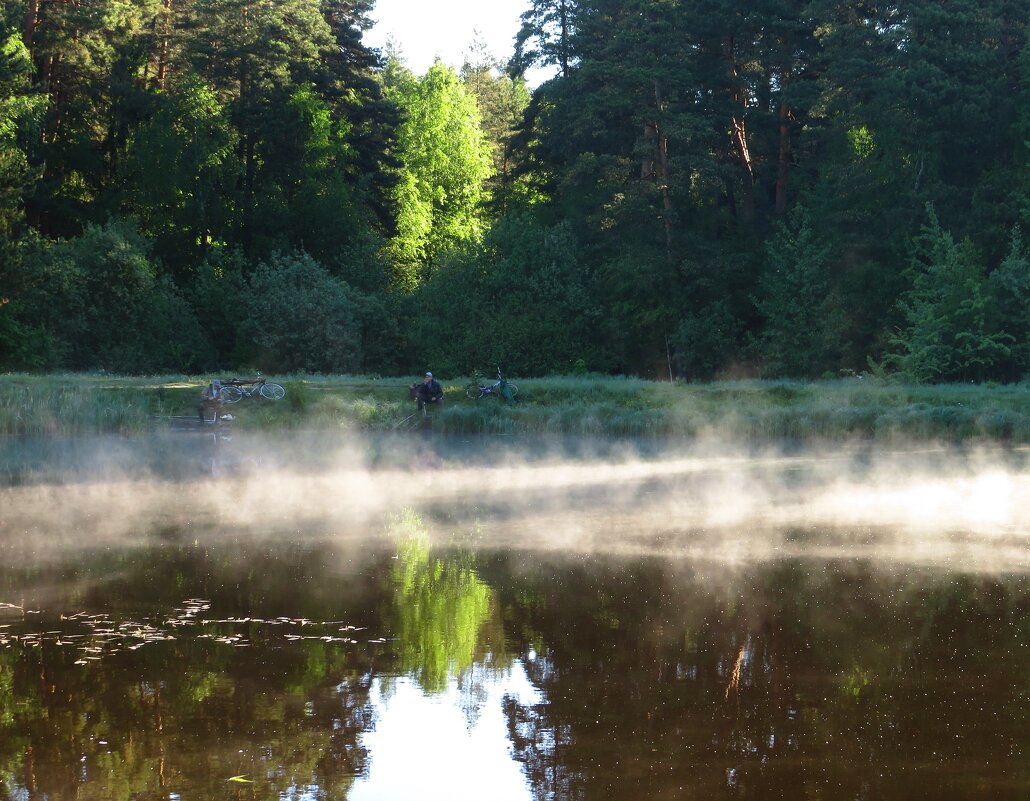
[0, 435, 1026, 800]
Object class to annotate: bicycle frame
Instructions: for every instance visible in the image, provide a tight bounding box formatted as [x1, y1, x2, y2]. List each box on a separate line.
[220, 377, 286, 403]
[466, 369, 518, 401]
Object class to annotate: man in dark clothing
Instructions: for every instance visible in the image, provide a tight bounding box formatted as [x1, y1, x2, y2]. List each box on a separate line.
[198, 379, 224, 423]
[416, 371, 444, 410]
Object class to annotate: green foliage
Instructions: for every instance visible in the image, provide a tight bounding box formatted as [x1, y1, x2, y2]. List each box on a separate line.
[120, 76, 238, 273]
[0, 298, 46, 370]
[188, 248, 248, 367]
[411, 213, 610, 376]
[241, 251, 362, 373]
[386, 61, 492, 288]
[391, 526, 495, 693]
[12, 221, 211, 372]
[988, 227, 1030, 379]
[461, 41, 533, 214]
[511, 0, 577, 78]
[0, 30, 44, 242]
[1, 0, 1028, 382]
[671, 300, 744, 381]
[754, 206, 842, 378]
[889, 208, 1011, 383]
[350, 289, 404, 375]
[249, 85, 369, 263]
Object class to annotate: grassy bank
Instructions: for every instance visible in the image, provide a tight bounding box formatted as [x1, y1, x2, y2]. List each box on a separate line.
[1, 373, 1029, 443]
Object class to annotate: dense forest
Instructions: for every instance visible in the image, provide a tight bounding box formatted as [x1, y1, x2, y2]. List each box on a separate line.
[0, 0, 1028, 381]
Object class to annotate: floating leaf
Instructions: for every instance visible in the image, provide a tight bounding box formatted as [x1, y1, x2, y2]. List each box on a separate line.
[227, 775, 253, 784]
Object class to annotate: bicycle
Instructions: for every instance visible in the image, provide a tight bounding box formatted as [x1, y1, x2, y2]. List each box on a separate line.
[465, 369, 518, 401]
[220, 377, 286, 403]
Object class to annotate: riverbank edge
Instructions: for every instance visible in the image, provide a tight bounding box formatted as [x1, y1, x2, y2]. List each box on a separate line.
[1, 373, 1029, 443]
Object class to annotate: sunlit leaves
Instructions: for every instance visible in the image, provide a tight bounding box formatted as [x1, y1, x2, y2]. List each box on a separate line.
[386, 61, 492, 289]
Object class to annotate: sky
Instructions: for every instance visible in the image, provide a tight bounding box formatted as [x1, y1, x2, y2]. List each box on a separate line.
[362, 0, 555, 85]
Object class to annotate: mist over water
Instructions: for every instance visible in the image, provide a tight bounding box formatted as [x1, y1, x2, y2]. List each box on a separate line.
[0, 432, 1026, 801]
[1, 432, 1028, 572]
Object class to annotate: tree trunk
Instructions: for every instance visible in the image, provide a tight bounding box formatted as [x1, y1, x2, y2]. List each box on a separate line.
[23, 0, 39, 54]
[641, 119, 672, 249]
[732, 116, 754, 225]
[725, 35, 754, 226]
[43, 52, 64, 146]
[156, 0, 173, 89]
[642, 80, 674, 253]
[775, 102, 790, 215]
[242, 131, 255, 253]
[559, 0, 570, 78]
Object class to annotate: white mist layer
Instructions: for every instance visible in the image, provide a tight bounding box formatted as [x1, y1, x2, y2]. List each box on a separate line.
[1, 437, 1027, 572]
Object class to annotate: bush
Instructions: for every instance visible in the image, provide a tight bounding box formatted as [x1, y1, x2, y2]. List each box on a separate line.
[12, 221, 211, 372]
[241, 251, 362, 373]
[671, 300, 744, 380]
[409, 213, 612, 376]
[188, 248, 248, 367]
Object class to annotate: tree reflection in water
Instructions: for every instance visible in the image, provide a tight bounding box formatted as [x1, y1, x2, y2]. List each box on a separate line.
[488, 556, 1027, 801]
[0, 542, 383, 799]
[389, 513, 502, 695]
[0, 540, 1024, 801]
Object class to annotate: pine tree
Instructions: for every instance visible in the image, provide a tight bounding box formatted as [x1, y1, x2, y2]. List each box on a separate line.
[511, 0, 578, 79]
[890, 207, 1011, 382]
[988, 226, 1030, 378]
[0, 28, 44, 243]
[755, 206, 839, 377]
[461, 37, 531, 215]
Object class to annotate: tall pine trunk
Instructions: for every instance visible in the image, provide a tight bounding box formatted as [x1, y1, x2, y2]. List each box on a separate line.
[641, 81, 674, 252]
[156, 0, 173, 89]
[22, 0, 39, 54]
[558, 0, 571, 78]
[732, 117, 755, 225]
[726, 36, 754, 226]
[775, 102, 790, 215]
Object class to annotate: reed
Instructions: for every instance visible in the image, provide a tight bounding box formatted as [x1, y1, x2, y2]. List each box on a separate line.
[0, 376, 155, 436]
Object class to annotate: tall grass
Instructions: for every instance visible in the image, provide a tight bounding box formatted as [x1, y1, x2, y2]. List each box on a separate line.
[2, 373, 1029, 443]
[0, 376, 156, 436]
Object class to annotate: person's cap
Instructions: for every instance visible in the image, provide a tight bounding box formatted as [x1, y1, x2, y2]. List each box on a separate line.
[425, 371, 433, 377]
[213, 379, 221, 385]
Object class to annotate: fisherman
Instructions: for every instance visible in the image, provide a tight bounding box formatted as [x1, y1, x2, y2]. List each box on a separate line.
[415, 371, 444, 411]
[198, 379, 224, 423]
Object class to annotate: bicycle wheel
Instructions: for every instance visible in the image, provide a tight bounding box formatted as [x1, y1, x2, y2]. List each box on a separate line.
[259, 382, 286, 400]
[465, 383, 482, 400]
[221, 386, 244, 403]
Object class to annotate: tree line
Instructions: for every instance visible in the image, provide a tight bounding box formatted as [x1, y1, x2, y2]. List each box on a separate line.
[1, 0, 1028, 381]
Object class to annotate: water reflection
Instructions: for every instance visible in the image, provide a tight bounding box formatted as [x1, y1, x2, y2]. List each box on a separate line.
[352, 668, 540, 801]
[390, 514, 504, 694]
[0, 538, 1025, 800]
[2, 433, 1026, 800]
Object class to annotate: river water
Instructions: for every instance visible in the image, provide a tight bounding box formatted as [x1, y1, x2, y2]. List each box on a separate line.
[0, 433, 1026, 800]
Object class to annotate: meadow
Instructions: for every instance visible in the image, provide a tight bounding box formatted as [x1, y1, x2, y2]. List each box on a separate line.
[2, 373, 1029, 444]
